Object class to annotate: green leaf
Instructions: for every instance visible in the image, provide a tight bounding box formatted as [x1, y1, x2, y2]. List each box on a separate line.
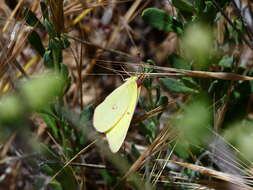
[100, 169, 115, 185]
[59, 64, 71, 95]
[218, 55, 234, 68]
[172, 0, 196, 13]
[168, 54, 191, 70]
[140, 119, 157, 142]
[142, 8, 183, 34]
[181, 77, 199, 89]
[22, 8, 45, 30]
[131, 144, 141, 158]
[51, 48, 63, 68]
[77, 105, 94, 145]
[49, 181, 63, 190]
[39, 143, 78, 189]
[154, 85, 161, 105]
[80, 105, 94, 123]
[43, 50, 54, 68]
[143, 78, 153, 90]
[61, 34, 70, 49]
[143, 59, 155, 73]
[160, 78, 198, 94]
[28, 30, 45, 57]
[40, 112, 59, 139]
[44, 19, 58, 37]
[49, 38, 64, 49]
[195, 0, 205, 11]
[157, 96, 168, 107]
[174, 142, 190, 159]
[250, 80, 253, 93]
[138, 97, 148, 111]
[34, 177, 50, 190]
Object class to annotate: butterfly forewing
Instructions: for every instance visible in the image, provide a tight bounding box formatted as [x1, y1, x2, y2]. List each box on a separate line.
[105, 78, 139, 152]
[93, 76, 138, 133]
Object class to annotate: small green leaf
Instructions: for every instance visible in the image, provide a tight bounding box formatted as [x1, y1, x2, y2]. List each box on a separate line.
[131, 144, 141, 158]
[78, 105, 94, 145]
[142, 60, 155, 90]
[49, 38, 63, 49]
[34, 177, 49, 190]
[174, 142, 190, 159]
[172, 0, 196, 13]
[168, 54, 191, 70]
[44, 19, 58, 37]
[49, 181, 63, 190]
[22, 8, 45, 30]
[39, 144, 78, 189]
[138, 97, 147, 111]
[142, 8, 183, 34]
[100, 169, 115, 185]
[157, 96, 168, 107]
[40, 112, 59, 139]
[181, 77, 199, 89]
[195, 0, 205, 11]
[80, 105, 94, 123]
[160, 78, 198, 94]
[140, 119, 157, 142]
[52, 48, 63, 68]
[28, 30, 45, 57]
[143, 59, 155, 73]
[143, 78, 153, 90]
[250, 80, 253, 93]
[154, 85, 161, 105]
[43, 50, 54, 68]
[59, 64, 71, 95]
[61, 34, 70, 49]
[218, 55, 234, 68]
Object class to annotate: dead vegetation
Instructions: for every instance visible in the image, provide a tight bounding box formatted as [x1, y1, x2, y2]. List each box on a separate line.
[1, 0, 253, 189]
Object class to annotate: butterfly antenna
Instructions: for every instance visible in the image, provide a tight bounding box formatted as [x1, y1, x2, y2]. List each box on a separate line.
[96, 64, 125, 79]
[120, 64, 131, 80]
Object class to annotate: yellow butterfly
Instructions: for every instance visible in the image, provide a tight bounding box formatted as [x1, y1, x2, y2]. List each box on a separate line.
[93, 76, 141, 153]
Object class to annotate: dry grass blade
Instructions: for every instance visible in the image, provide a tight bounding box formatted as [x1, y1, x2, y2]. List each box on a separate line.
[107, 0, 144, 45]
[168, 160, 252, 190]
[2, 0, 24, 33]
[99, 61, 253, 80]
[0, 19, 31, 85]
[123, 125, 177, 179]
[0, 133, 16, 159]
[67, 35, 135, 59]
[64, 0, 135, 15]
[132, 105, 169, 124]
[151, 143, 176, 185]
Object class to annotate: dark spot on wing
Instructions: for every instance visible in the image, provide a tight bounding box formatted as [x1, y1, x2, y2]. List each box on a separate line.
[112, 104, 118, 110]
